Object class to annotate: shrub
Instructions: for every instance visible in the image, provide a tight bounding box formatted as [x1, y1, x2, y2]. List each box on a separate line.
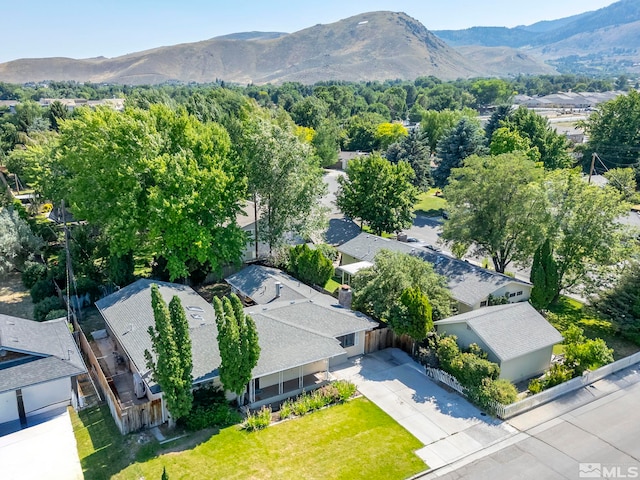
[468, 378, 517, 410]
[334, 380, 357, 401]
[544, 363, 574, 388]
[315, 243, 338, 262]
[30, 278, 55, 303]
[44, 309, 67, 321]
[288, 244, 334, 286]
[34, 296, 63, 321]
[73, 276, 101, 301]
[244, 406, 272, 431]
[22, 262, 47, 289]
[563, 325, 614, 375]
[528, 378, 543, 394]
[183, 404, 241, 431]
[279, 400, 294, 419]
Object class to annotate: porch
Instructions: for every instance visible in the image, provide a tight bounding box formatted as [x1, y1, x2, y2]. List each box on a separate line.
[248, 360, 330, 409]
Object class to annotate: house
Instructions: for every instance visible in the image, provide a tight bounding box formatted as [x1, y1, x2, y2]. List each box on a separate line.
[433, 303, 563, 382]
[94, 274, 377, 427]
[337, 233, 532, 313]
[0, 315, 86, 434]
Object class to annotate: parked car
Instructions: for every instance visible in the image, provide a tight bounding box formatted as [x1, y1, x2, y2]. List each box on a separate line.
[441, 210, 449, 219]
[424, 244, 442, 252]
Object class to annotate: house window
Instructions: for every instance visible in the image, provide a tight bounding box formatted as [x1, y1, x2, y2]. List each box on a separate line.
[480, 301, 487, 307]
[337, 333, 355, 348]
[516, 291, 523, 296]
[509, 292, 516, 298]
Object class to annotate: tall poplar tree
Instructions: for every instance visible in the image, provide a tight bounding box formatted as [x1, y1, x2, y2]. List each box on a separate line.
[529, 239, 559, 310]
[213, 294, 260, 404]
[144, 284, 193, 423]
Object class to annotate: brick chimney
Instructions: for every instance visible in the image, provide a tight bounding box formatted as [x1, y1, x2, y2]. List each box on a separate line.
[338, 284, 353, 309]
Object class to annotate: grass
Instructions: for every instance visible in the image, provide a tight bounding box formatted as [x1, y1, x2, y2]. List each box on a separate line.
[546, 296, 640, 359]
[324, 276, 341, 294]
[361, 224, 396, 239]
[74, 398, 426, 480]
[0, 272, 35, 320]
[414, 188, 447, 217]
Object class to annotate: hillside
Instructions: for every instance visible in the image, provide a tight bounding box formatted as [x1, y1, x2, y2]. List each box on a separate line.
[0, 12, 548, 85]
[434, 0, 640, 73]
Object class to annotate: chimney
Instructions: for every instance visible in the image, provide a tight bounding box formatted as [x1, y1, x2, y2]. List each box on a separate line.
[275, 281, 282, 298]
[338, 284, 353, 309]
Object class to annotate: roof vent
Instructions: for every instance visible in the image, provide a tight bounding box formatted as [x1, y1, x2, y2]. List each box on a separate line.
[191, 314, 203, 320]
[6, 320, 14, 325]
[186, 306, 204, 312]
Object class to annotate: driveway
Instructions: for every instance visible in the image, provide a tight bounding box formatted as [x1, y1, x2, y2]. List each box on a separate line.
[0, 409, 83, 480]
[330, 348, 516, 469]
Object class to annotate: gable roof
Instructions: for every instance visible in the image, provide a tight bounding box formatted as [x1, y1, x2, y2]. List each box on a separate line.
[95, 278, 368, 393]
[434, 303, 563, 362]
[338, 233, 530, 306]
[0, 315, 86, 393]
[246, 300, 377, 339]
[226, 264, 324, 304]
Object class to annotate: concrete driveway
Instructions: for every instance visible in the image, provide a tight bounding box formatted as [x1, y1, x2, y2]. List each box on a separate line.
[0, 409, 83, 480]
[330, 348, 516, 468]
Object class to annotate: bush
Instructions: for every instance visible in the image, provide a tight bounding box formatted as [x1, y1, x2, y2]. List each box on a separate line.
[334, 380, 357, 401]
[22, 262, 47, 289]
[279, 400, 294, 419]
[73, 276, 101, 301]
[30, 278, 55, 303]
[528, 378, 543, 394]
[482, 378, 518, 405]
[288, 244, 334, 286]
[563, 325, 614, 375]
[527, 363, 574, 394]
[34, 296, 63, 321]
[183, 404, 241, 431]
[315, 243, 338, 262]
[244, 406, 272, 431]
[44, 309, 67, 321]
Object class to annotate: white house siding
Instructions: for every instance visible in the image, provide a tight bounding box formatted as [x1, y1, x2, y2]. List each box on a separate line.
[22, 378, 71, 419]
[0, 391, 19, 424]
[489, 283, 532, 305]
[499, 347, 554, 383]
[340, 254, 360, 266]
[343, 331, 365, 357]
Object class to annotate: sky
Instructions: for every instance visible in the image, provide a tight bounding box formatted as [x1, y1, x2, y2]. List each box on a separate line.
[0, 0, 617, 63]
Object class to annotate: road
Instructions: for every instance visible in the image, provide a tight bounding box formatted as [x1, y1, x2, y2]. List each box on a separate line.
[422, 363, 640, 480]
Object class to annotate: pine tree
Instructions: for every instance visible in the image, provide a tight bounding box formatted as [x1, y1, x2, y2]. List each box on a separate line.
[386, 129, 432, 191]
[433, 118, 487, 188]
[213, 294, 260, 404]
[529, 239, 559, 310]
[144, 285, 193, 423]
[168, 296, 193, 407]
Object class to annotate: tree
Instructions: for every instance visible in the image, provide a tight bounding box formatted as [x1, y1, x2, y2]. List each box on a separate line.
[213, 294, 260, 404]
[388, 286, 433, 342]
[0, 206, 43, 277]
[336, 154, 417, 236]
[582, 90, 640, 184]
[47, 100, 68, 132]
[484, 104, 512, 141]
[374, 123, 408, 151]
[311, 120, 340, 167]
[489, 127, 540, 163]
[144, 285, 193, 423]
[352, 250, 452, 322]
[386, 129, 432, 191]
[241, 116, 327, 252]
[546, 169, 632, 296]
[343, 112, 386, 151]
[469, 79, 512, 108]
[432, 117, 487, 188]
[288, 244, 334, 287]
[603, 168, 637, 202]
[441, 153, 548, 273]
[56, 105, 247, 280]
[595, 261, 640, 343]
[529, 239, 559, 310]
[420, 108, 478, 152]
[503, 106, 571, 170]
[290, 96, 329, 129]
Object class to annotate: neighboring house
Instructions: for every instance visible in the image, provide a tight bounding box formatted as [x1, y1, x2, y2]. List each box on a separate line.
[0, 315, 86, 434]
[338, 233, 532, 313]
[338, 150, 369, 170]
[94, 274, 377, 428]
[434, 302, 563, 383]
[236, 200, 269, 262]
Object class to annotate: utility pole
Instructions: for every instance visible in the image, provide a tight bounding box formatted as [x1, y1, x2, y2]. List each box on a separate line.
[588, 152, 596, 183]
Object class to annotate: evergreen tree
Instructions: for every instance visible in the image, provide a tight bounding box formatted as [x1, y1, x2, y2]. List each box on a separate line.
[484, 104, 512, 140]
[386, 129, 432, 191]
[144, 285, 193, 423]
[432, 118, 487, 188]
[213, 294, 260, 404]
[388, 287, 433, 342]
[529, 239, 559, 310]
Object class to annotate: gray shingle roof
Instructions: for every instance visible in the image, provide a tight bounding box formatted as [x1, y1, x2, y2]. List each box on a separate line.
[96, 278, 370, 392]
[434, 303, 564, 362]
[0, 315, 86, 393]
[246, 300, 377, 339]
[226, 264, 323, 304]
[338, 233, 529, 306]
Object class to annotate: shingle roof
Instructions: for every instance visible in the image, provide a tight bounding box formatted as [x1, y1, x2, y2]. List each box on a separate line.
[96, 278, 368, 392]
[338, 233, 529, 306]
[434, 303, 563, 362]
[95, 279, 221, 392]
[226, 264, 323, 304]
[246, 300, 377, 339]
[0, 315, 86, 393]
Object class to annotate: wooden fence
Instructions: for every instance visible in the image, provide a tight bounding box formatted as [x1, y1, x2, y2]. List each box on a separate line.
[365, 327, 416, 355]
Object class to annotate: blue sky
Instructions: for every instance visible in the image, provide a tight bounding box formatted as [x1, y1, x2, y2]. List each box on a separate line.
[0, 0, 616, 63]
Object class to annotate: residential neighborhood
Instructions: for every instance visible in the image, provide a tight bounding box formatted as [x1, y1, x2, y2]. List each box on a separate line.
[1, 3, 640, 479]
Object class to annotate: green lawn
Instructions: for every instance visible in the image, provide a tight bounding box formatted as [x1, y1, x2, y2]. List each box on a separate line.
[414, 189, 447, 217]
[73, 398, 426, 480]
[324, 277, 342, 294]
[546, 296, 640, 359]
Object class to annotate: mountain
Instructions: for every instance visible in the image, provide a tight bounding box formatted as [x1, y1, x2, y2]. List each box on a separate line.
[434, 0, 640, 73]
[0, 12, 551, 85]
